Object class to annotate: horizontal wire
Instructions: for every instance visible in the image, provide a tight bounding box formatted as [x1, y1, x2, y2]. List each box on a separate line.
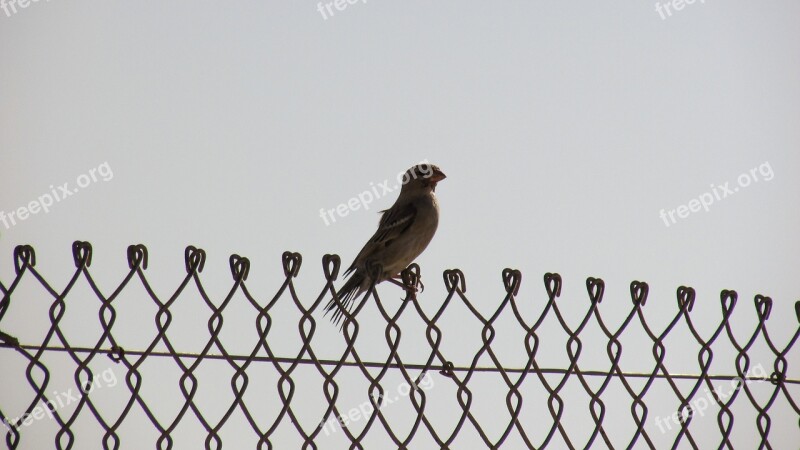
[5, 344, 797, 385]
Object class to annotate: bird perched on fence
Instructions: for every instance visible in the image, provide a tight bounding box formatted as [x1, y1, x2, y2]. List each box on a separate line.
[324, 164, 446, 327]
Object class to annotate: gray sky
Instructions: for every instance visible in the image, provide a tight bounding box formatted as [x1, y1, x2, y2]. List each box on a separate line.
[1, 1, 798, 448]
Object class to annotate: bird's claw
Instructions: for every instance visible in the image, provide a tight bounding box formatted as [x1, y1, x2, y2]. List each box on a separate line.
[403, 278, 426, 301]
[389, 274, 423, 300]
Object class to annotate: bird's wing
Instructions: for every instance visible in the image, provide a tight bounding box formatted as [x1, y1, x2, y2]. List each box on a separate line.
[373, 202, 417, 245]
[345, 202, 417, 275]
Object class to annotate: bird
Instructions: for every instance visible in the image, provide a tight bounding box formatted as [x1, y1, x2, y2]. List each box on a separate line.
[324, 164, 446, 327]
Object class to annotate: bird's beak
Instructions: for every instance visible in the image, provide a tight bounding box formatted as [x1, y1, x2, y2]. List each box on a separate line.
[430, 169, 446, 182]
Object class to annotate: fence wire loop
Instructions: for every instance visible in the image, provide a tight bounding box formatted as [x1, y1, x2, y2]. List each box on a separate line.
[322, 254, 340, 280]
[13, 245, 35, 275]
[755, 295, 772, 320]
[544, 272, 562, 298]
[282, 251, 302, 277]
[720, 290, 737, 315]
[586, 277, 604, 304]
[184, 245, 206, 273]
[127, 244, 148, 270]
[502, 269, 521, 295]
[630, 280, 649, 306]
[443, 268, 466, 293]
[401, 263, 421, 293]
[229, 254, 250, 281]
[677, 286, 695, 311]
[71, 241, 92, 268]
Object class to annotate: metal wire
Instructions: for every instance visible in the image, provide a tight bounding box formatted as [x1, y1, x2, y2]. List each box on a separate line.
[0, 241, 798, 449]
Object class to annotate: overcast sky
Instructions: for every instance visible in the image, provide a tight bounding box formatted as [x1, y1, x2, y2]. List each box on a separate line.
[1, 1, 798, 448]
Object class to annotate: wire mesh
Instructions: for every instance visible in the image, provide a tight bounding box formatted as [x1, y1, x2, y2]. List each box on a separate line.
[0, 241, 798, 449]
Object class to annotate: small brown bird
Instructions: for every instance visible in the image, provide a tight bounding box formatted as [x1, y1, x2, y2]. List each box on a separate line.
[324, 164, 446, 326]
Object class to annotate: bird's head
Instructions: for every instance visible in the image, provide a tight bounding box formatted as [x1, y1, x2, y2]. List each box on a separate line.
[400, 164, 446, 193]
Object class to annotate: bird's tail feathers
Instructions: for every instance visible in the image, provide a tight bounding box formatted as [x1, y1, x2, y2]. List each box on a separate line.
[324, 271, 367, 327]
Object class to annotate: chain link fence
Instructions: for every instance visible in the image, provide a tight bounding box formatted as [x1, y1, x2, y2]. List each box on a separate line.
[0, 242, 798, 449]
